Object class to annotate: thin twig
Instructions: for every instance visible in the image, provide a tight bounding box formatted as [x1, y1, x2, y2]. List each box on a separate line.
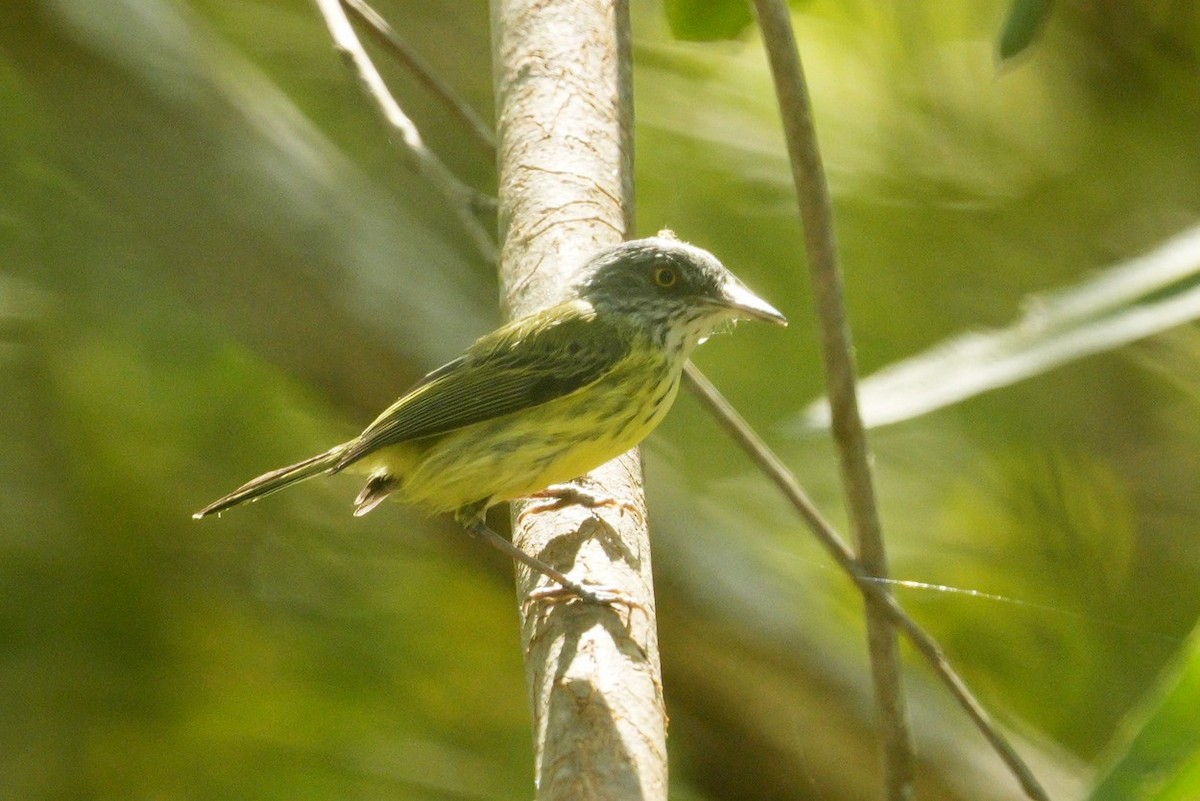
[340, 0, 497, 157]
[311, 0, 496, 260]
[682, 363, 1051, 801]
[748, 1, 914, 798]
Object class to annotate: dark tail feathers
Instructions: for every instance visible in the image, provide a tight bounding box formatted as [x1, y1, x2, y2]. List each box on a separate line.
[193, 445, 346, 519]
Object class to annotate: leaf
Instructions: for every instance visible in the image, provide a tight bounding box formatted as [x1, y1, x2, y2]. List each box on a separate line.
[664, 0, 754, 43]
[799, 225, 1200, 430]
[1087, 623, 1200, 801]
[997, 0, 1054, 62]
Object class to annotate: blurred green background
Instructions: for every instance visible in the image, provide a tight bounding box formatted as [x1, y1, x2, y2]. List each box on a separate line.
[3, 0, 1200, 798]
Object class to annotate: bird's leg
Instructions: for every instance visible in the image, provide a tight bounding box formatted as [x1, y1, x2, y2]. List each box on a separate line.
[464, 519, 636, 607]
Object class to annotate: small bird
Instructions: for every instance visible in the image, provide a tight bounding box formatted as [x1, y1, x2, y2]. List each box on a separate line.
[194, 232, 787, 602]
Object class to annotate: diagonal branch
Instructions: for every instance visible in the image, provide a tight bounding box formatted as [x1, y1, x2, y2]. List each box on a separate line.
[340, 0, 497, 156]
[311, 0, 496, 260]
[681, 363, 1051, 801]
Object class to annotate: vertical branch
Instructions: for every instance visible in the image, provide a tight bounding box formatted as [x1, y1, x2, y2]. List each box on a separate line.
[749, 1, 916, 799]
[491, 1, 667, 800]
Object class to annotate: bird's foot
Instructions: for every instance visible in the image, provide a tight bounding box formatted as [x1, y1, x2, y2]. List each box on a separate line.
[526, 581, 643, 609]
[465, 520, 641, 610]
[521, 483, 641, 521]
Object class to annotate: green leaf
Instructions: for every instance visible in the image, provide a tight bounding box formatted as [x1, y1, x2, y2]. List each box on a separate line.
[997, 0, 1054, 61]
[664, 0, 754, 42]
[1088, 624, 1200, 801]
[799, 225, 1200, 430]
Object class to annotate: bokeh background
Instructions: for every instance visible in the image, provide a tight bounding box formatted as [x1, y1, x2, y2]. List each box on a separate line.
[3, 0, 1199, 798]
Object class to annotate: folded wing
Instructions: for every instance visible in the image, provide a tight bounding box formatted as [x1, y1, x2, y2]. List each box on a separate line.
[333, 305, 631, 470]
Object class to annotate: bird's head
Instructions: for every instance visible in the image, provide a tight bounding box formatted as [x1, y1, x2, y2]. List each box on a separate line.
[573, 232, 787, 356]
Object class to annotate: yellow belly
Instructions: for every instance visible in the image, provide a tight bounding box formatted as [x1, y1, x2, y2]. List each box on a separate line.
[355, 351, 679, 516]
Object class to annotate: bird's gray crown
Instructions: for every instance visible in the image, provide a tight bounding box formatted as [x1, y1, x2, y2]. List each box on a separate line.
[572, 234, 731, 316]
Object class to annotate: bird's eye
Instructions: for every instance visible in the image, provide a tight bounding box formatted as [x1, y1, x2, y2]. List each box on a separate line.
[653, 266, 678, 288]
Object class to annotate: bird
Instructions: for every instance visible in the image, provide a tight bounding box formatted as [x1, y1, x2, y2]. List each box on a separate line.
[194, 232, 787, 602]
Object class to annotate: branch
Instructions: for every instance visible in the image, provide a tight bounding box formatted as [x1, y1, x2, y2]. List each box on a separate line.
[311, 0, 496, 261]
[312, 0, 659, 794]
[315, 0, 661, 795]
[682, 363, 1051, 801]
[340, 0, 497, 157]
[492, 1, 665, 800]
[748, 1, 914, 797]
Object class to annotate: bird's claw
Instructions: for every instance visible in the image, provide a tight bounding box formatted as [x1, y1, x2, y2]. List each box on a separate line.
[521, 483, 641, 521]
[525, 582, 643, 610]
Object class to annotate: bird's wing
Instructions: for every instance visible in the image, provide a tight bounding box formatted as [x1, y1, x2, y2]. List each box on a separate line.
[333, 303, 631, 469]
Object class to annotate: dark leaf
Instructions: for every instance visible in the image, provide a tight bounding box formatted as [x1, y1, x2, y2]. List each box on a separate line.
[998, 0, 1054, 61]
[664, 0, 754, 42]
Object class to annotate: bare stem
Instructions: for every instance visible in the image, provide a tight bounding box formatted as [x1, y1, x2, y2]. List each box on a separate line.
[682, 363, 1051, 801]
[340, 0, 497, 157]
[311, 0, 496, 260]
[748, 1, 914, 797]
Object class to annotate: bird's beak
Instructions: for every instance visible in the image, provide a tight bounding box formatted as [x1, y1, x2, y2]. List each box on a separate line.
[719, 278, 788, 326]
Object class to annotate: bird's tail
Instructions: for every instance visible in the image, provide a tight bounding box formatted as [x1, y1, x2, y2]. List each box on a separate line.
[192, 445, 347, 519]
